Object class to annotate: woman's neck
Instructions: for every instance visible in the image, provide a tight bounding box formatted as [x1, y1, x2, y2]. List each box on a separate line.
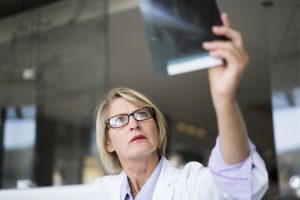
[121, 153, 159, 198]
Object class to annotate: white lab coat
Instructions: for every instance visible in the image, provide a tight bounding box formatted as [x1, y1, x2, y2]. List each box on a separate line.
[93, 152, 268, 200]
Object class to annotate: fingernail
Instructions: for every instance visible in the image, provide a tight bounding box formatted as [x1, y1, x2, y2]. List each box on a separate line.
[203, 42, 210, 48]
[212, 26, 219, 31]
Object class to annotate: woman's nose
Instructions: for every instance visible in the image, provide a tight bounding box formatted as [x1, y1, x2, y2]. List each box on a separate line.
[128, 115, 140, 131]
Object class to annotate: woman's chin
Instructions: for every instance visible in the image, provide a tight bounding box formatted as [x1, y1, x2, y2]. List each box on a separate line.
[128, 146, 157, 160]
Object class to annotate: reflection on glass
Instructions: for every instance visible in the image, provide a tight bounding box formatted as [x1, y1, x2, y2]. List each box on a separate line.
[272, 91, 300, 153]
[272, 92, 300, 198]
[0, 0, 108, 188]
[268, 0, 300, 198]
[2, 106, 36, 188]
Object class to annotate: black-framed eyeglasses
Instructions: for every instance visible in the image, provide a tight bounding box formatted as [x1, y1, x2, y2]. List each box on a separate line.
[105, 107, 155, 128]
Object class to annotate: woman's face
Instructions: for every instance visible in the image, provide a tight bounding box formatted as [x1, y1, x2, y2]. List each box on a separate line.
[105, 98, 159, 162]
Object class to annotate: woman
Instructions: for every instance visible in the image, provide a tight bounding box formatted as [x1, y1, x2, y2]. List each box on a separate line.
[93, 13, 268, 200]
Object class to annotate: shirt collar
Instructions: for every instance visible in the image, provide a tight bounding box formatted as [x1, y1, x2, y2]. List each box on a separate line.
[120, 156, 164, 200]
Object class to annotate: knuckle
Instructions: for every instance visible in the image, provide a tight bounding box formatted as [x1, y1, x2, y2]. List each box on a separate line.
[225, 41, 235, 49]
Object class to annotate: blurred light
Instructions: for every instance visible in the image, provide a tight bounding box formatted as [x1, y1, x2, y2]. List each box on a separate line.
[4, 118, 36, 150]
[186, 124, 197, 135]
[4, 106, 36, 150]
[176, 122, 187, 133]
[23, 68, 36, 80]
[273, 106, 300, 153]
[289, 175, 300, 190]
[176, 122, 206, 139]
[195, 128, 206, 138]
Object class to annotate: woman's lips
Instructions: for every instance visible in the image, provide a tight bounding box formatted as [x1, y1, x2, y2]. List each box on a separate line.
[130, 135, 146, 143]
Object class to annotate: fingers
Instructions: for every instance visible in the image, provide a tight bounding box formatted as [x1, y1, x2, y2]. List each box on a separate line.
[203, 13, 248, 70]
[203, 41, 241, 58]
[212, 26, 244, 48]
[212, 13, 244, 48]
[203, 41, 244, 57]
[221, 13, 230, 27]
[203, 41, 248, 69]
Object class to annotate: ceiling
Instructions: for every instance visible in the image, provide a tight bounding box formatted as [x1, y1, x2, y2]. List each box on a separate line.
[0, 0, 294, 167]
[0, 0, 107, 124]
[0, 0, 61, 19]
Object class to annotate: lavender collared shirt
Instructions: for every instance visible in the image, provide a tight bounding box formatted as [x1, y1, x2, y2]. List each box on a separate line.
[120, 157, 164, 200]
[120, 137, 255, 200]
[208, 137, 256, 200]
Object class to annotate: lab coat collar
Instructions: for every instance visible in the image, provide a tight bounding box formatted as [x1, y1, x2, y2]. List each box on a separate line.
[152, 157, 181, 199]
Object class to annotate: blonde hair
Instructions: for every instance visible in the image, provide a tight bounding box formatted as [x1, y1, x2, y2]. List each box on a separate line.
[95, 87, 167, 174]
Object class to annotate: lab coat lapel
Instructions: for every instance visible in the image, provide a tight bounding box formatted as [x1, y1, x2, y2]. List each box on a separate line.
[105, 173, 123, 200]
[152, 157, 180, 200]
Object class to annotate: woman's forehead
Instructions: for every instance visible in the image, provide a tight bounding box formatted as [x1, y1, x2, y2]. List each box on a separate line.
[107, 98, 140, 116]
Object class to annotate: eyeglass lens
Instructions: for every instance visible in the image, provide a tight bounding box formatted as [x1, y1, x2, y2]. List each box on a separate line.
[107, 107, 153, 128]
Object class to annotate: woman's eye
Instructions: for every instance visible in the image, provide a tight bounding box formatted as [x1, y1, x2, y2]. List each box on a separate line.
[138, 111, 147, 116]
[112, 115, 126, 125]
[136, 110, 150, 119]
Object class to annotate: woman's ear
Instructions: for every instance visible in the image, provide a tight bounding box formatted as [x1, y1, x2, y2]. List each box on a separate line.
[105, 138, 114, 153]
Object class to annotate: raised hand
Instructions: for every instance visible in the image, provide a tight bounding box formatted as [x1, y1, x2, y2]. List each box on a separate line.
[203, 13, 249, 103]
[203, 13, 250, 164]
